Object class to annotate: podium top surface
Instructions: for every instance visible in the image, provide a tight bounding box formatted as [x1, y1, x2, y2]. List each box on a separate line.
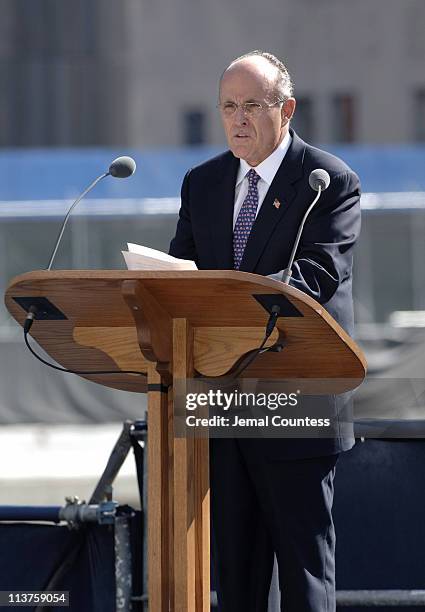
[5, 270, 367, 393]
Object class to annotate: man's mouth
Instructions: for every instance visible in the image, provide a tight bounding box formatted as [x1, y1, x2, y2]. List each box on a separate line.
[234, 134, 250, 139]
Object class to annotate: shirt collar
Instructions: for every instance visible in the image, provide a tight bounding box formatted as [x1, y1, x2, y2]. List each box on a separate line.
[236, 131, 292, 187]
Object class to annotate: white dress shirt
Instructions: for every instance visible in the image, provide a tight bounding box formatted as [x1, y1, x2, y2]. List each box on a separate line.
[233, 131, 292, 229]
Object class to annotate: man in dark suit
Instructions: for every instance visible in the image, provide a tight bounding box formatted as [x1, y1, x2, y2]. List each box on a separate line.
[170, 50, 361, 611]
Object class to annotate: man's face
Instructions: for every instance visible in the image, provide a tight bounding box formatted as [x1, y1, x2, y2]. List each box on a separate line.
[219, 58, 295, 166]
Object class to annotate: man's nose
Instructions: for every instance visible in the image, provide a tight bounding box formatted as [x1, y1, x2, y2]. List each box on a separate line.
[234, 107, 248, 125]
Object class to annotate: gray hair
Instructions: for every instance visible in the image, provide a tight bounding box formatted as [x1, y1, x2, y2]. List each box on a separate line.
[222, 50, 294, 101]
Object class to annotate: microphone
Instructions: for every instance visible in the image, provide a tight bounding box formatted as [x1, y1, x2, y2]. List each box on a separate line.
[109, 156, 137, 178]
[280, 169, 330, 284]
[46, 156, 136, 270]
[309, 168, 330, 192]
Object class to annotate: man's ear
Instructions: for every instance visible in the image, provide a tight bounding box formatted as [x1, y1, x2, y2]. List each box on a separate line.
[282, 98, 296, 121]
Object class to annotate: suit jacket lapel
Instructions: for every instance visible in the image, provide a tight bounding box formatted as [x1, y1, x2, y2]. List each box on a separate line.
[239, 130, 306, 272]
[207, 152, 239, 269]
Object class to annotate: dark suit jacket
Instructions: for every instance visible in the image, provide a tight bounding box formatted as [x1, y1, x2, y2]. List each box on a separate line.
[170, 129, 361, 459]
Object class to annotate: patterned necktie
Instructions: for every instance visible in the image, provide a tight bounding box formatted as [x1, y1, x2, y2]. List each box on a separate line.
[233, 168, 261, 270]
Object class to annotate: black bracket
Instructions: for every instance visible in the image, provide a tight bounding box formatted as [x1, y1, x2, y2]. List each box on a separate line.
[13, 297, 67, 320]
[253, 293, 303, 318]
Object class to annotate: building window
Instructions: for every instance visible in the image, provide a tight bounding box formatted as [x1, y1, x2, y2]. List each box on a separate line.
[413, 89, 425, 142]
[332, 94, 356, 143]
[291, 96, 314, 142]
[183, 109, 206, 145]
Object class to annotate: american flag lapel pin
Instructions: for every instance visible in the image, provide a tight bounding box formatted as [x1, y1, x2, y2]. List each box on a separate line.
[273, 198, 281, 209]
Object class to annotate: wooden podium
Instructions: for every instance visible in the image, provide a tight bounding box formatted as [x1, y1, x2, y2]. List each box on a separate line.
[5, 270, 366, 611]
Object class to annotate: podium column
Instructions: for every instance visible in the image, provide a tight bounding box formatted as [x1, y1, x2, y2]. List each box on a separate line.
[173, 318, 210, 611]
[147, 363, 171, 611]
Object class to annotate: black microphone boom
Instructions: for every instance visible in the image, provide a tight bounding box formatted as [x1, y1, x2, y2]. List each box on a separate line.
[280, 169, 331, 285]
[46, 156, 136, 270]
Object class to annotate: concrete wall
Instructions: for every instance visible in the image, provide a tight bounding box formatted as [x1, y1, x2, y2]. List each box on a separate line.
[0, 0, 424, 147]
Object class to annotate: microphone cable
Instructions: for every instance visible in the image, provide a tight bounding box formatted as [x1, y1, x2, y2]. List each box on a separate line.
[228, 304, 285, 380]
[24, 309, 145, 378]
[197, 305, 285, 384]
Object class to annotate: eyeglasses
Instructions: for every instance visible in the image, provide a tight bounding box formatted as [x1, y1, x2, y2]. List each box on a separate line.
[217, 100, 285, 118]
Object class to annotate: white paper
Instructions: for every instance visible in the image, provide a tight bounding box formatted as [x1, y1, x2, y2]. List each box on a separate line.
[122, 243, 197, 271]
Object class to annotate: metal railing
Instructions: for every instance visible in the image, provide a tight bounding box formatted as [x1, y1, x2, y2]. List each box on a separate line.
[210, 589, 425, 608]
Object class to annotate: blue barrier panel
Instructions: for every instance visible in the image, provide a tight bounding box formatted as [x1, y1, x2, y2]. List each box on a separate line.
[0, 145, 424, 201]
